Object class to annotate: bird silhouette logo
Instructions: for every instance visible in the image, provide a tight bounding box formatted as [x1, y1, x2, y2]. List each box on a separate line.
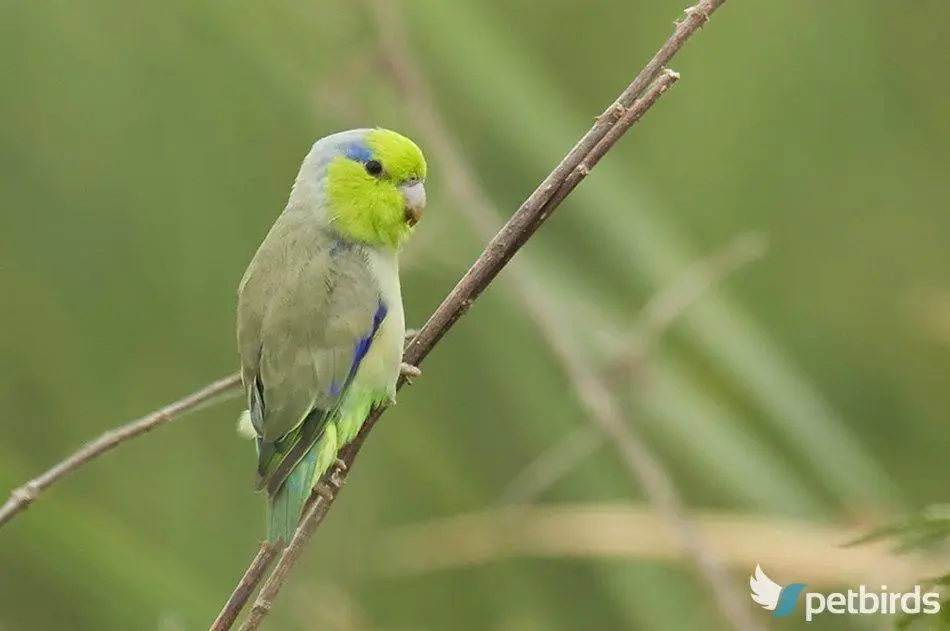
[750, 564, 807, 618]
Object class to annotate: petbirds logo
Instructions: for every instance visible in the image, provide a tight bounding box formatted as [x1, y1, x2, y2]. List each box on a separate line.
[750, 565, 807, 618]
[749, 565, 942, 622]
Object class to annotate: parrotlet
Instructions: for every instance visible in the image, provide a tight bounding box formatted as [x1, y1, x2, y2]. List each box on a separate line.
[236, 128, 427, 543]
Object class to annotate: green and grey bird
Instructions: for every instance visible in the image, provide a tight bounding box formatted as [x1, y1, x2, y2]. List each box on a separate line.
[236, 128, 427, 543]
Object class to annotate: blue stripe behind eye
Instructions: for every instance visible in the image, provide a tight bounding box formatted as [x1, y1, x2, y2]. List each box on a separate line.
[329, 301, 387, 397]
[344, 142, 373, 163]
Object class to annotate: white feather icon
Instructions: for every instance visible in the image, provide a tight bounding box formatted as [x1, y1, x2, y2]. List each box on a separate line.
[749, 564, 783, 611]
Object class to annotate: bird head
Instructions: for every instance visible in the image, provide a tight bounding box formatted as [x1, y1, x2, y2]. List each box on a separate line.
[291, 128, 427, 249]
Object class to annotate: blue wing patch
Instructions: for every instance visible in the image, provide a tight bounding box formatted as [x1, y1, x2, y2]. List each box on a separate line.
[328, 300, 387, 396]
[264, 300, 388, 497]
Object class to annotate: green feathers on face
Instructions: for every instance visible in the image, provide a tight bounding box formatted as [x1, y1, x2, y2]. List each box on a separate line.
[366, 128, 427, 183]
[326, 129, 427, 249]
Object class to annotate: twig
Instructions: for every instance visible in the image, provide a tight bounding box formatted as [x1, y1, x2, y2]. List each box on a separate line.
[382, 0, 726, 366]
[552, 343, 765, 631]
[610, 232, 768, 375]
[373, 4, 760, 631]
[0, 373, 242, 528]
[225, 0, 726, 625]
[379, 504, 942, 590]
[210, 542, 282, 631]
[237, 487, 334, 631]
[498, 426, 602, 506]
[500, 233, 767, 505]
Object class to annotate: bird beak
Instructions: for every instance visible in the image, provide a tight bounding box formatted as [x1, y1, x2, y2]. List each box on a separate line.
[399, 181, 426, 227]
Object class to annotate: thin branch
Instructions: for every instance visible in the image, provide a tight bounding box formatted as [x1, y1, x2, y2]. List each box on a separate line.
[209, 483, 338, 630]
[498, 426, 602, 506]
[237, 492, 332, 631]
[379, 504, 942, 590]
[224, 0, 728, 625]
[552, 344, 766, 631]
[210, 542, 281, 631]
[609, 232, 768, 376]
[0, 49, 424, 539]
[373, 4, 759, 631]
[0, 373, 242, 528]
[386, 0, 726, 368]
[500, 233, 767, 505]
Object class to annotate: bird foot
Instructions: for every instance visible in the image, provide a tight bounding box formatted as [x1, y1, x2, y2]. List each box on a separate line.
[328, 458, 348, 490]
[400, 362, 422, 382]
[313, 481, 335, 503]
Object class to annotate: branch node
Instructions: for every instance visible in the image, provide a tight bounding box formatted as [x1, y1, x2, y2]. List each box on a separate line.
[682, 4, 712, 26]
[12, 483, 39, 505]
[597, 102, 626, 125]
[251, 599, 273, 615]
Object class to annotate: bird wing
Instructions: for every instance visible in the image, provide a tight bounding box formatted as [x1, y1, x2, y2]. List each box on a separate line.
[237, 211, 385, 493]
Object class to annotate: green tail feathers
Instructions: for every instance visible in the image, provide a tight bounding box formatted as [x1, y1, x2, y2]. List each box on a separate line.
[263, 398, 380, 542]
[266, 448, 318, 543]
[265, 424, 343, 543]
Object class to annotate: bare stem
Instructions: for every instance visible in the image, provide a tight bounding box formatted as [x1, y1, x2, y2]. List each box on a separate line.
[614, 232, 769, 372]
[209, 542, 282, 631]
[379, 504, 940, 590]
[558, 345, 765, 631]
[225, 0, 733, 628]
[237, 492, 333, 631]
[501, 233, 767, 506]
[498, 426, 603, 506]
[373, 3, 760, 630]
[0, 373, 242, 528]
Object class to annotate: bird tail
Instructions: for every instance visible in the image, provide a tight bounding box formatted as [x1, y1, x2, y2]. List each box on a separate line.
[266, 425, 339, 544]
[266, 450, 316, 544]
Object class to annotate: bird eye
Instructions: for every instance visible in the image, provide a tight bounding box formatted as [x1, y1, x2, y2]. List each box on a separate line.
[365, 160, 383, 176]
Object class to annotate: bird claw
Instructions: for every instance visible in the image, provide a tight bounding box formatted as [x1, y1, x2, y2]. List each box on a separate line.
[328, 459, 347, 491]
[400, 362, 422, 382]
[313, 481, 335, 503]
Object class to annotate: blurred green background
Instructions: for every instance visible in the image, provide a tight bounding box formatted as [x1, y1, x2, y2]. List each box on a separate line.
[2, 0, 949, 629]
